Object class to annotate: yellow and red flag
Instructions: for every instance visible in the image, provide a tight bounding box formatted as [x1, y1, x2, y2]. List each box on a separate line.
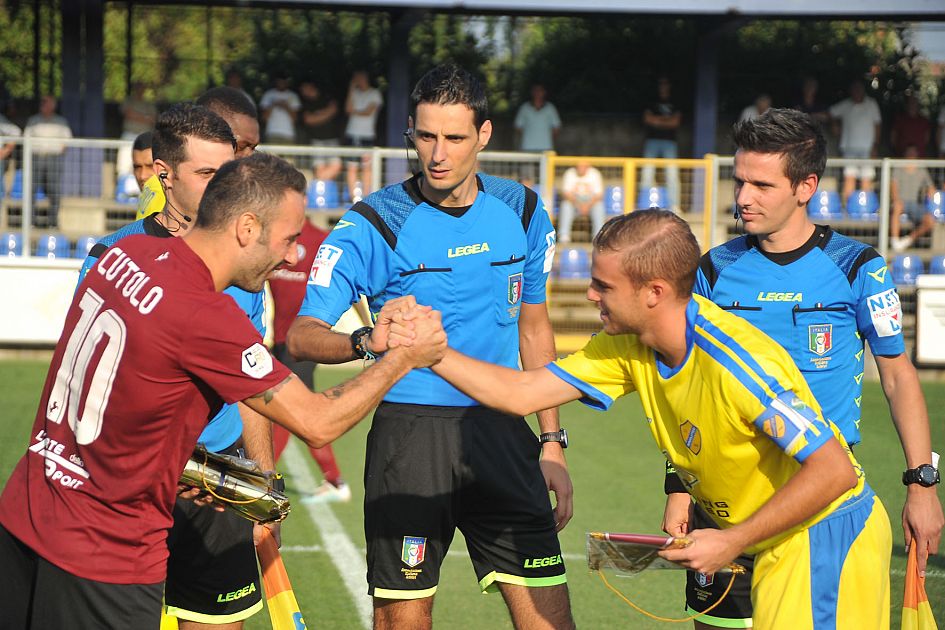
[902, 544, 938, 630]
[257, 527, 308, 630]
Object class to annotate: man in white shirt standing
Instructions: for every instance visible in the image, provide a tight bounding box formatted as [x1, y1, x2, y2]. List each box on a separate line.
[24, 95, 72, 228]
[343, 70, 383, 202]
[829, 80, 882, 203]
[557, 160, 604, 244]
[515, 84, 561, 186]
[260, 75, 301, 145]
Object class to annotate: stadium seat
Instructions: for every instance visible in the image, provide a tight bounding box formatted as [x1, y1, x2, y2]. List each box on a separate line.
[0, 231, 23, 257]
[807, 190, 843, 220]
[307, 179, 340, 209]
[845, 190, 879, 220]
[557, 247, 590, 279]
[891, 254, 924, 286]
[927, 190, 944, 222]
[115, 173, 140, 205]
[604, 186, 624, 215]
[73, 235, 99, 259]
[637, 186, 668, 210]
[35, 233, 70, 259]
[929, 255, 945, 275]
[9, 170, 45, 201]
[344, 180, 364, 204]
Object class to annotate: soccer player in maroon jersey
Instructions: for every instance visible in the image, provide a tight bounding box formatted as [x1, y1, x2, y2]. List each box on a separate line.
[0, 153, 446, 628]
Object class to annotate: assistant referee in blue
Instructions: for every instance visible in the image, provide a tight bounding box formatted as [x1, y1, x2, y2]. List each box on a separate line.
[286, 64, 574, 630]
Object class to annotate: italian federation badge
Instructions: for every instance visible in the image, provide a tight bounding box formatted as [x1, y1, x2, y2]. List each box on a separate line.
[808, 324, 832, 356]
[402, 536, 426, 568]
[508, 272, 523, 305]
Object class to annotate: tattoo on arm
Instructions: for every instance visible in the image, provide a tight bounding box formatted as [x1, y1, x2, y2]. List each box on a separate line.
[324, 381, 349, 400]
[250, 375, 293, 404]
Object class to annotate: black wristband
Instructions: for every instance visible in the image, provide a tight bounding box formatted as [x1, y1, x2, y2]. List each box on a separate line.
[350, 326, 377, 360]
[664, 460, 686, 495]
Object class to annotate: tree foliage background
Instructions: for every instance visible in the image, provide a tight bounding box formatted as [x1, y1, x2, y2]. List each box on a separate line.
[0, 2, 939, 141]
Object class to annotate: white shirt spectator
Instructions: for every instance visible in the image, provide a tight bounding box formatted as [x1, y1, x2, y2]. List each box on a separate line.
[345, 87, 383, 140]
[562, 165, 603, 204]
[24, 113, 72, 155]
[260, 88, 301, 141]
[515, 102, 561, 152]
[0, 113, 21, 140]
[830, 96, 882, 153]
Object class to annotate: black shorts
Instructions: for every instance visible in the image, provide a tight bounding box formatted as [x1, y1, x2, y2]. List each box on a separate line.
[364, 403, 566, 599]
[0, 524, 163, 629]
[164, 443, 262, 623]
[685, 504, 754, 627]
[274, 342, 315, 390]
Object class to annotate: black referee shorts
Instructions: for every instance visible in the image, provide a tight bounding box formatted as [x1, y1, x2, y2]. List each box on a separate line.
[364, 402, 566, 600]
[685, 503, 754, 627]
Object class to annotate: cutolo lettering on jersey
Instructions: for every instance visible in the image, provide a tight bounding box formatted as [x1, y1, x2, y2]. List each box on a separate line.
[756, 291, 803, 302]
[447, 242, 490, 258]
[96, 246, 164, 315]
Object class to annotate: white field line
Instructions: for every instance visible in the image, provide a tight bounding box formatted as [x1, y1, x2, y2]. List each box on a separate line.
[282, 440, 372, 629]
[280, 546, 945, 581]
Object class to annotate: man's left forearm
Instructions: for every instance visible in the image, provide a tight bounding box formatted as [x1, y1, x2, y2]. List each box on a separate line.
[240, 402, 275, 471]
[876, 354, 933, 467]
[518, 302, 560, 433]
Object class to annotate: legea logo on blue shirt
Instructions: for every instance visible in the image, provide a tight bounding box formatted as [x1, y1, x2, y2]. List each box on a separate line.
[447, 242, 490, 258]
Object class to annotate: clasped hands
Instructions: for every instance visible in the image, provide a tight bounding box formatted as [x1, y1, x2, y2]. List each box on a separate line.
[368, 296, 448, 368]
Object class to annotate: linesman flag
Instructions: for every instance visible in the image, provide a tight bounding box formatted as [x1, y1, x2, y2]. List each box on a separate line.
[902, 544, 938, 630]
[257, 526, 308, 630]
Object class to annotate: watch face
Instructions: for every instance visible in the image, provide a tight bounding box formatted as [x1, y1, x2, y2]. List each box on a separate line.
[919, 465, 940, 485]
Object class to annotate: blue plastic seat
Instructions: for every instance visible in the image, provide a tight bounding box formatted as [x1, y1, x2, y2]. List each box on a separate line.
[808, 190, 843, 220]
[928, 190, 944, 222]
[636, 186, 667, 210]
[891, 254, 924, 286]
[845, 190, 879, 220]
[0, 231, 23, 256]
[557, 247, 590, 279]
[929, 255, 945, 275]
[73, 235, 99, 258]
[604, 186, 624, 215]
[307, 179, 340, 209]
[115, 174, 140, 204]
[36, 233, 70, 259]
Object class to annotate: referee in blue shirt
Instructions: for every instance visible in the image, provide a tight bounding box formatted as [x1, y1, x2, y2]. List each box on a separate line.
[287, 64, 574, 629]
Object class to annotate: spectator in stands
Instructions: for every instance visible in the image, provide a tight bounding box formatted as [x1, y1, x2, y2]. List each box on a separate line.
[557, 160, 604, 244]
[298, 79, 342, 182]
[829, 79, 882, 202]
[794, 76, 829, 124]
[225, 68, 253, 104]
[23, 95, 72, 228]
[343, 70, 383, 202]
[118, 82, 157, 176]
[0, 111, 21, 198]
[260, 74, 301, 144]
[641, 76, 682, 212]
[515, 83, 561, 153]
[890, 145, 937, 252]
[131, 131, 154, 191]
[738, 93, 772, 122]
[891, 95, 932, 158]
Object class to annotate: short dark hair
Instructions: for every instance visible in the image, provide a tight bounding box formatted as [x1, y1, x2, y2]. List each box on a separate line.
[732, 108, 826, 189]
[196, 152, 306, 233]
[593, 209, 700, 298]
[132, 130, 152, 152]
[151, 102, 236, 170]
[197, 86, 258, 120]
[411, 64, 488, 129]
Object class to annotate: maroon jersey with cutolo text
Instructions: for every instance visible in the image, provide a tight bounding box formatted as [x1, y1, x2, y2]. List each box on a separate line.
[268, 220, 328, 345]
[0, 234, 290, 584]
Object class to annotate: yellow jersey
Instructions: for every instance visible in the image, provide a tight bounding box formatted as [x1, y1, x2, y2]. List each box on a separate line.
[549, 294, 866, 554]
[135, 174, 165, 220]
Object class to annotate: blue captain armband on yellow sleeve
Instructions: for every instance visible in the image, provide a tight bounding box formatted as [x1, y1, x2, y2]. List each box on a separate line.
[753, 391, 833, 463]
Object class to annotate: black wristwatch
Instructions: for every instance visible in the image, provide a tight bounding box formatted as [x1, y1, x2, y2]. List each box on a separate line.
[902, 464, 941, 487]
[350, 326, 377, 360]
[539, 428, 568, 449]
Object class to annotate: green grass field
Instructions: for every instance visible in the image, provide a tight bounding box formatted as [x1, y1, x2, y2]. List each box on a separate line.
[0, 360, 943, 629]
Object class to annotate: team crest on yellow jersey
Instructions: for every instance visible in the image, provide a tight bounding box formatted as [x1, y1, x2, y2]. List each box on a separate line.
[679, 420, 702, 454]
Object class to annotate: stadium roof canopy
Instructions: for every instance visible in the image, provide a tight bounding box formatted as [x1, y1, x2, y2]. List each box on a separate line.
[242, 0, 943, 18]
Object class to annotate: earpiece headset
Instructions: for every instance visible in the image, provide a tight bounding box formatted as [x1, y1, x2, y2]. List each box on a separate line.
[403, 128, 419, 175]
[156, 171, 193, 226]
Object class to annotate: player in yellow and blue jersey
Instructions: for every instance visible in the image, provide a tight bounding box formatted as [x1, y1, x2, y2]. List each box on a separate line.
[402, 209, 892, 630]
